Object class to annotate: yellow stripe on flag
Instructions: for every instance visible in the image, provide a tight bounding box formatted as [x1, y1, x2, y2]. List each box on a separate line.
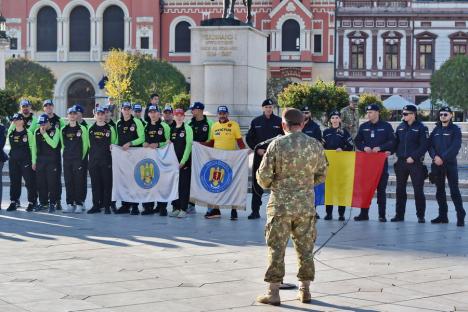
[324, 150, 355, 207]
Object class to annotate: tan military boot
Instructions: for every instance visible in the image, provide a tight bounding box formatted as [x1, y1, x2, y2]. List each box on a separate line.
[298, 281, 311, 303]
[256, 282, 281, 306]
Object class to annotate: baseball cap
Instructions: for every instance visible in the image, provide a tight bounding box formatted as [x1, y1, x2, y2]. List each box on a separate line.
[11, 113, 24, 121]
[20, 99, 31, 107]
[190, 102, 205, 110]
[147, 105, 159, 113]
[121, 102, 132, 109]
[133, 104, 142, 112]
[95, 106, 106, 114]
[38, 114, 49, 124]
[402, 104, 417, 112]
[74, 104, 84, 114]
[43, 99, 54, 106]
[366, 104, 380, 112]
[174, 108, 185, 116]
[163, 105, 173, 113]
[217, 105, 229, 113]
[67, 106, 77, 114]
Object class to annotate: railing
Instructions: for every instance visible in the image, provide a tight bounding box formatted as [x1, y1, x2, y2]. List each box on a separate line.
[340, 0, 409, 8]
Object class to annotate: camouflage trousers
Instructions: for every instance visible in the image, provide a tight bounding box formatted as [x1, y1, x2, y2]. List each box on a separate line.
[264, 215, 317, 283]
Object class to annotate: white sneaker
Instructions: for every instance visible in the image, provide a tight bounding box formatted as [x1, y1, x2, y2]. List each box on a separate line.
[177, 211, 187, 218]
[186, 205, 196, 214]
[63, 204, 75, 213]
[169, 210, 180, 217]
[75, 205, 83, 214]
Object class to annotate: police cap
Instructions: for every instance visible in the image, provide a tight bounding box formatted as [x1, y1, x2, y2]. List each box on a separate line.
[439, 106, 452, 114]
[262, 99, 273, 107]
[301, 106, 310, 112]
[366, 104, 380, 112]
[402, 104, 417, 112]
[329, 110, 341, 118]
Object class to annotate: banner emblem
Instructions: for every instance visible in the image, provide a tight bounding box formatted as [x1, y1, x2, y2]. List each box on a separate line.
[200, 160, 233, 193]
[134, 158, 160, 189]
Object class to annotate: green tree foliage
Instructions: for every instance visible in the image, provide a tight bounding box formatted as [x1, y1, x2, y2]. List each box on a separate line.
[6, 58, 56, 111]
[130, 54, 187, 105]
[0, 90, 19, 123]
[278, 80, 348, 119]
[431, 55, 468, 117]
[267, 77, 293, 105]
[357, 93, 390, 120]
[172, 92, 191, 111]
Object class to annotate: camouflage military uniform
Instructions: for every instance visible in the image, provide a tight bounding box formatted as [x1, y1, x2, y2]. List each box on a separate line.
[340, 106, 360, 138]
[257, 132, 327, 283]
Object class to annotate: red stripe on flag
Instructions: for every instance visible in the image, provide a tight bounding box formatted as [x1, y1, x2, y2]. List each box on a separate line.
[351, 152, 387, 208]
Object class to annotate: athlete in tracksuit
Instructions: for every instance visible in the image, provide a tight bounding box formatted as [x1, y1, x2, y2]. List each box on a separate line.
[87, 106, 117, 214]
[74, 104, 90, 210]
[141, 105, 171, 215]
[60, 107, 89, 213]
[32, 114, 61, 213]
[169, 108, 193, 219]
[6, 113, 37, 212]
[115, 102, 145, 215]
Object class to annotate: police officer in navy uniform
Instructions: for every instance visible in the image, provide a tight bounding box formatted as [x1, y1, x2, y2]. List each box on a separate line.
[354, 104, 395, 222]
[301, 106, 322, 141]
[246, 99, 283, 219]
[392, 104, 428, 223]
[429, 107, 465, 226]
[323, 110, 354, 221]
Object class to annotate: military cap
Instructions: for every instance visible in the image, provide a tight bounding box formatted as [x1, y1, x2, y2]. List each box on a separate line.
[349, 95, 359, 102]
[190, 102, 205, 110]
[38, 114, 49, 124]
[402, 104, 417, 112]
[439, 106, 452, 113]
[262, 99, 274, 107]
[366, 104, 380, 112]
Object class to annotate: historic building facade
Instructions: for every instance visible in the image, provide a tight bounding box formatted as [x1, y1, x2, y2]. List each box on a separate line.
[2, 0, 335, 116]
[335, 0, 468, 104]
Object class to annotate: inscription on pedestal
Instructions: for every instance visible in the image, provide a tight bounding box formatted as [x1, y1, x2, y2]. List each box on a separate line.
[200, 31, 238, 57]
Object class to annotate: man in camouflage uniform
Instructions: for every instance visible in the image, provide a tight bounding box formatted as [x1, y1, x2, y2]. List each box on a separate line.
[256, 108, 328, 306]
[340, 95, 360, 138]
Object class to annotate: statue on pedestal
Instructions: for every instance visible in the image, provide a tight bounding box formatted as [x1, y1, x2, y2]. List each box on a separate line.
[211, 0, 253, 25]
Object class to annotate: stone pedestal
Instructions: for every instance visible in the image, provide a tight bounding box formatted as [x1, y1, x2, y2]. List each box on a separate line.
[0, 38, 10, 90]
[190, 25, 267, 127]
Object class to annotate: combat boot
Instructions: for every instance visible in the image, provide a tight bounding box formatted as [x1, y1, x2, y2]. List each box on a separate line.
[298, 281, 312, 303]
[256, 282, 280, 306]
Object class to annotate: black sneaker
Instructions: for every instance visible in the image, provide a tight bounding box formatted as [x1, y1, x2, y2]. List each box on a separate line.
[111, 202, 117, 213]
[6, 202, 18, 212]
[379, 217, 387, 222]
[457, 219, 465, 227]
[206, 209, 221, 219]
[354, 215, 369, 221]
[115, 206, 130, 214]
[87, 206, 101, 214]
[26, 203, 35, 212]
[154, 206, 161, 214]
[55, 202, 62, 211]
[141, 208, 154, 215]
[390, 216, 404, 222]
[104, 207, 111, 215]
[230, 209, 238, 221]
[48, 204, 56, 213]
[316, 214, 320, 220]
[431, 216, 448, 224]
[35, 204, 48, 212]
[324, 214, 332, 221]
[338, 215, 345, 221]
[159, 207, 168, 216]
[248, 212, 260, 220]
[418, 218, 426, 224]
[130, 207, 140, 215]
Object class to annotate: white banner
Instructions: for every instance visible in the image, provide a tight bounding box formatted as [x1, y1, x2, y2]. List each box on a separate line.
[111, 144, 179, 203]
[190, 143, 249, 210]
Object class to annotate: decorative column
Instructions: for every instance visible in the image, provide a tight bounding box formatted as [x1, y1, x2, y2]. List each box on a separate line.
[61, 17, 69, 61]
[124, 17, 132, 51]
[405, 29, 412, 71]
[338, 30, 344, 69]
[56, 17, 65, 61]
[27, 17, 36, 59]
[93, 17, 102, 61]
[90, 17, 99, 61]
[371, 30, 378, 70]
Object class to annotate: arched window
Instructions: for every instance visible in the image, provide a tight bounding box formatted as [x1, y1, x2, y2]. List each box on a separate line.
[37, 6, 57, 52]
[70, 6, 91, 52]
[67, 79, 96, 117]
[281, 19, 300, 52]
[103, 5, 124, 51]
[175, 21, 191, 53]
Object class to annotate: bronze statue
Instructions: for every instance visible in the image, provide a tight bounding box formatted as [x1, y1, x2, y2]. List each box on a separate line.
[213, 0, 253, 25]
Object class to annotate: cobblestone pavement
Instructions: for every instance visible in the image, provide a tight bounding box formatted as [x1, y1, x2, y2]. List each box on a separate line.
[0, 189, 467, 312]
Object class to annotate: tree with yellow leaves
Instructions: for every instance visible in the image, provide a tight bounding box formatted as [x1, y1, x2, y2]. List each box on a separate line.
[102, 50, 137, 104]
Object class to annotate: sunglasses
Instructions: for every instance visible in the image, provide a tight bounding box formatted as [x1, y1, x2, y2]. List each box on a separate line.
[439, 113, 449, 117]
[303, 112, 311, 114]
[402, 112, 413, 116]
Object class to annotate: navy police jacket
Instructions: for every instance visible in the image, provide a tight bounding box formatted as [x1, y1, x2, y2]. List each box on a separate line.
[354, 120, 395, 152]
[323, 127, 353, 151]
[395, 120, 428, 161]
[246, 113, 283, 149]
[302, 119, 322, 142]
[428, 122, 461, 163]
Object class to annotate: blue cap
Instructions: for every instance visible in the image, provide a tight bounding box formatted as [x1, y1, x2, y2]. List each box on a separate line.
[67, 106, 77, 114]
[366, 104, 380, 112]
[122, 102, 132, 109]
[133, 104, 142, 112]
[20, 99, 31, 107]
[95, 106, 105, 113]
[190, 102, 205, 110]
[74, 104, 84, 114]
[38, 114, 49, 125]
[101, 104, 110, 111]
[43, 99, 54, 106]
[148, 105, 159, 112]
[217, 105, 229, 113]
[163, 105, 173, 113]
[11, 113, 24, 121]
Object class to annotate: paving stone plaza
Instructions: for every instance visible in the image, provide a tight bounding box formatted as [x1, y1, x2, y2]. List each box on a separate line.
[1, 189, 467, 312]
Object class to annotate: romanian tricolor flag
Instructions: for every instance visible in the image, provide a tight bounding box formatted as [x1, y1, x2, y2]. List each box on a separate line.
[319, 151, 387, 209]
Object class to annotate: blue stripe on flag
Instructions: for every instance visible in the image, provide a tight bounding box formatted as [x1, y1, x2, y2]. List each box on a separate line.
[314, 183, 325, 207]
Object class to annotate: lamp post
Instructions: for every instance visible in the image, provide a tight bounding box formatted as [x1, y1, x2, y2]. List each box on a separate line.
[0, 13, 10, 90]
